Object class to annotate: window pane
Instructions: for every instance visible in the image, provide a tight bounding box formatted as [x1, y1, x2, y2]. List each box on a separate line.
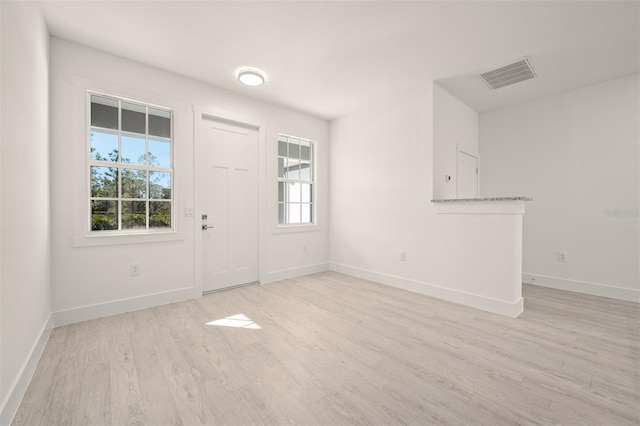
[278, 140, 287, 157]
[121, 135, 146, 164]
[149, 171, 171, 199]
[89, 93, 174, 234]
[278, 182, 285, 202]
[278, 157, 285, 178]
[121, 168, 147, 198]
[301, 183, 312, 203]
[148, 108, 171, 138]
[91, 166, 118, 198]
[286, 159, 300, 180]
[287, 203, 301, 224]
[91, 200, 118, 231]
[122, 200, 146, 229]
[277, 134, 314, 226]
[122, 102, 146, 134]
[91, 95, 118, 129]
[149, 139, 171, 167]
[300, 141, 311, 161]
[278, 203, 285, 224]
[299, 162, 311, 181]
[287, 182, 300, 202]
[150, 201, 171, 228]
[301, 203, 312, 223]
[289, 142, 299, 159]
[90, 131, 118, 162]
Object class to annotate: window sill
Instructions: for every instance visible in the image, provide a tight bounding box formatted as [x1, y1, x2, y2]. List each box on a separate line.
[272, 224, 321, 234]
[72, 231, 185, 247]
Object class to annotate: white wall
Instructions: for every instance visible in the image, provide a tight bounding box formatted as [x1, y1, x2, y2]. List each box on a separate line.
[433, 83, 479, 199]
[329, 85, 523, 317]
[0, 2, 52, 423]
[480, 74, 640, 301]
[50, 38, 329, 324]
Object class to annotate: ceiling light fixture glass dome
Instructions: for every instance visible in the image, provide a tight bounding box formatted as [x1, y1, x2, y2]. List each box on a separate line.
[238, 69, 265, 87]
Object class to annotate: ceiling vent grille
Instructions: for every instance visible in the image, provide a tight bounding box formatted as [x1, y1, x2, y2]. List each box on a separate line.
[480, 57, 536, 90]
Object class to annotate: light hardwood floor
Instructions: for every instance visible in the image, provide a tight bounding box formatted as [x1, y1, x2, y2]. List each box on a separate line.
[12, 272, 640, 425]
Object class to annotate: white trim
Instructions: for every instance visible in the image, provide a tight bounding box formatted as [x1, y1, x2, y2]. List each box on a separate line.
[330, 263, 524, 318]
[52, 286, 198, 327]
[272, 224, 322, 234]
[72, 231, 184, 247]
[1, 315, 52, 426]
[71, 77, 189, 247]
[523, 272, 640, 302]
[262, 263, 329, 284]
[201, 112, 259, 131]
[456, 146, 480, 198]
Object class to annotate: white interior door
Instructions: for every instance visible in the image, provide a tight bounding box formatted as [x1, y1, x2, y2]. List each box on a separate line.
[457, 150, 479, 198]
[198, 116, 258, 292]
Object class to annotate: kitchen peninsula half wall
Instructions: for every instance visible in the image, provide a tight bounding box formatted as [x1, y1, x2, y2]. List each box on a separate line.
[431, 197, 533, 317]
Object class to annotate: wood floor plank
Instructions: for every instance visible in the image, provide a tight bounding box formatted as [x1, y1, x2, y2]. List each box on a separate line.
[107, 332, 150, 426]
[13, 271, 640, 425]
[128, 329, 184, 426]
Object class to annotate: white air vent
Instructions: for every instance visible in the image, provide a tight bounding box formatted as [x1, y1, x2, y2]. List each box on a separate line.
[480, 57, 536, 90]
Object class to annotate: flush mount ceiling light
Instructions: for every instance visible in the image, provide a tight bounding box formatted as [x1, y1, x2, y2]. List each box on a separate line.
[238, 69, 265, 87]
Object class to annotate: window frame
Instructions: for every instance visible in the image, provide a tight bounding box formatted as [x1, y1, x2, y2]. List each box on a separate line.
[86, 90, 176, 235]
[277, 133, 316, 228]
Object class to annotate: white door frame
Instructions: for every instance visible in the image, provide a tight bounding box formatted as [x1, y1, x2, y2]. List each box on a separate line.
[193, 106, 267, 295]
[456, 146, 480, 198]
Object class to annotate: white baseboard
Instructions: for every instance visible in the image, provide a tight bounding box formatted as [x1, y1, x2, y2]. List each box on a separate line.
[53, 263, 332, 327]
[1, 314, 52, 426]
[262, 263, 329, 284]
[52, 286, 199, 327]
[523, 273, 639, 302]
[329, 263, 523, 318]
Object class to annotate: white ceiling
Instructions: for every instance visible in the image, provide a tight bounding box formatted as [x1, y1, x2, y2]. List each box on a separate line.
[39, 1, 639, 120]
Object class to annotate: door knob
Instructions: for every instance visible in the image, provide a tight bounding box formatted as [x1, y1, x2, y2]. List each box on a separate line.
[202, 224, 214, 230]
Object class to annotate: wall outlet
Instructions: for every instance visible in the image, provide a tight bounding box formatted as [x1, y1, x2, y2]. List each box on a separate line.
[557, 251, 567, 262]
[400, 251, 407, 262]
[130, 263, 141, 276]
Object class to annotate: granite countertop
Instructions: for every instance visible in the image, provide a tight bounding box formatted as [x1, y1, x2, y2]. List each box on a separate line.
[431, 196, 533, 203]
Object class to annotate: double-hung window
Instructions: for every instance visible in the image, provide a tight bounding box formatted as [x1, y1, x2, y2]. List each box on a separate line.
[277, 134, 315, 225]
[88, 92, 174, 233]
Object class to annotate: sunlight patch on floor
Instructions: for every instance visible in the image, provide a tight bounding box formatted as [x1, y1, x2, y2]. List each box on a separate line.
[206, 313, 261, 329]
